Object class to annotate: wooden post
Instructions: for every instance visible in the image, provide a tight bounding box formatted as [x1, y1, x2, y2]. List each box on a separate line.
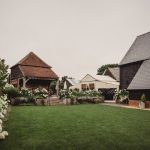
[56, 79, 59, 96]
[17, 79, 20, 89]
[22, 77, 26, 88]
[22, 77, 30, 88]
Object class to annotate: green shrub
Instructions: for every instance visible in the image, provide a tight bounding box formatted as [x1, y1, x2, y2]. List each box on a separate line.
[33, 88, 48, 99]
[3, 84, 19, 99]
[140, 94, 146, 102]
[19, 88, 32, 97]
[114, 89, 129, 104]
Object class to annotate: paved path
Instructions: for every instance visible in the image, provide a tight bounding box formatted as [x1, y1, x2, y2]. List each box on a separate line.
[102, 101, 150, 111]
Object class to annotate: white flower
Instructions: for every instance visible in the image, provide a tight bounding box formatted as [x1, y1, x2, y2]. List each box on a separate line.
[0, 132, 5, 140]
[2, 110, 7, 115]
[4, 83, 14, 89]
[2, 131, 8, 136]
[0, 119, 2, 125]
[0, 113, 4, 119]
[21, 87, 28, 91]
[0, 125, 2, 132]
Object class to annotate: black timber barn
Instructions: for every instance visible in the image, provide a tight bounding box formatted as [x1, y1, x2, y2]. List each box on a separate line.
[120, 32, 150, 100]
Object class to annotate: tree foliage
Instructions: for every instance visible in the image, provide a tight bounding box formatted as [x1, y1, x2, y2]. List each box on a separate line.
[97, 64, 118, 75]
[3, 85, 19, 99]
[0, 58, 9, 94]
[59, 76, 68, 90]
[49, 80, 57, 94]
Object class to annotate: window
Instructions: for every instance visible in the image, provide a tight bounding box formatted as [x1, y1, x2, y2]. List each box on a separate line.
[89, 83, 95, 90]
[81, 84, 87, 91]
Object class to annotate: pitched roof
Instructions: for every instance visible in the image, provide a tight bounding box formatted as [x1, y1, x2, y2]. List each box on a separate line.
[70, 74, 119, 89]
[103, 67, 120, 81]
[66, 78, 79, 86]
[93, 75, 117, 82]
[108, 67, 120, 81]
[12, 52, 51, 68]
[81, 74, 119, 86]
[128, 59, 150, 90]
[120, 32, 150, 65]
[20, 65, 58, 79]
[11, 52, 58, 79]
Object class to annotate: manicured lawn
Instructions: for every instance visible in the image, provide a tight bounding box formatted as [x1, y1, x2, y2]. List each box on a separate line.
[0, 105, 150, 150]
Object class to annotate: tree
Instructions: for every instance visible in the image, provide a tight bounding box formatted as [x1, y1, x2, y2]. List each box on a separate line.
[0, 58, 9, 95]
[59, 76, 68, 90]
[97, 64, 118, 75]
[49, 80, 57, 94]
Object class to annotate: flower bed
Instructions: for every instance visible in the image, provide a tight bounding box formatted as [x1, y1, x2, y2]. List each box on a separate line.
[59, 90, 104, 104]
[0, 95, 9, 140]
[3, 85, 49, 106]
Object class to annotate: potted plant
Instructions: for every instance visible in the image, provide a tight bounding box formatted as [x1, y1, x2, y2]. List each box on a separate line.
[139, 94, 146, 109]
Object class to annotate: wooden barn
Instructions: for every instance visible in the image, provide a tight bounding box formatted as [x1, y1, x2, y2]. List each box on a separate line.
[10, 52, 59, 91]
[120, 32, 150, 106]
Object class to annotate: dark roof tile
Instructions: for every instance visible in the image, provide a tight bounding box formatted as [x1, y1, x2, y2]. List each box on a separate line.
[128, 59, 150, 89]
[120, 32, 150, 65]
[108, 67, 120, 81]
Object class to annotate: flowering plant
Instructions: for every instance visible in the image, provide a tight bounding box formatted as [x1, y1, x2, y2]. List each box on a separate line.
[60, 90, 103, 100]
[0, 95, 7, 107]
[114, 89, 129, 103]
[59, 90, 70, 99]
[20, 87, 32, 97]
[0, 95, 8, 116]
[33, 88, 48, 99]
[0, 94, 9, 139]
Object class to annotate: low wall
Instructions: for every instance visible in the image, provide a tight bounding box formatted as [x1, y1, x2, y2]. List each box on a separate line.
[145, 101, 150, 108]
[129, 100, 150, 108]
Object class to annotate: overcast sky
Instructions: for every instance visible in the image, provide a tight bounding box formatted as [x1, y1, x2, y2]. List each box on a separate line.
[0, 0, 150, 79]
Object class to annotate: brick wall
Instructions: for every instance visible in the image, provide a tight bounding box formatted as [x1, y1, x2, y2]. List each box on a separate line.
[129, 100, 150, 108]
[145, 101, 150, 108]
[129, 100, 139, 107]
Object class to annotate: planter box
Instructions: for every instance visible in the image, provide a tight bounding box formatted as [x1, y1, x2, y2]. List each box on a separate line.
[128, 100, 139, 107]
[63, 99, 70, 104]
[36, 99, 46, 105]
[129, 100, 150, 108]
[145, 101, 150, 108]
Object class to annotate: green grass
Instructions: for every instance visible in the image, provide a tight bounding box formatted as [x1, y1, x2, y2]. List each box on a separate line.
[0, 104, 150, 150]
